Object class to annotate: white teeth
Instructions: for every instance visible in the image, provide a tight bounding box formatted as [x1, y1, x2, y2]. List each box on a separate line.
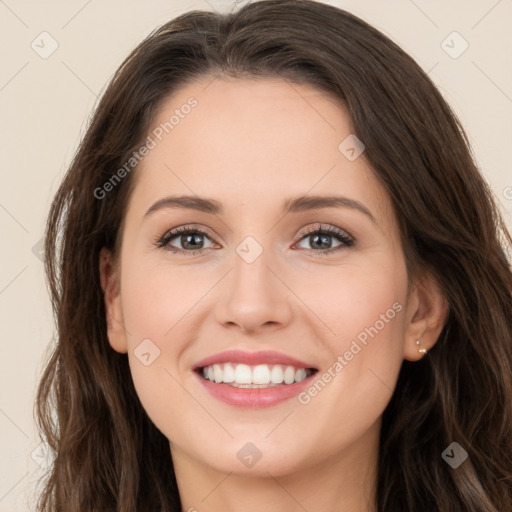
[283, 366, 296, 384]
[252, 365, 271, 385]
[222, 363, 235, 383]
[295, 368, 307, 382]
[200, 363, 313, 386]
[234, 364, 252, 384]
[270, 365, 284, 384]
[213, 364, 223, 383]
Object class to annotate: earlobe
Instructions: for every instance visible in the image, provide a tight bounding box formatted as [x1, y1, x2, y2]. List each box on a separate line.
[403, 273, 449, 362]
[99, 247, 128, 354]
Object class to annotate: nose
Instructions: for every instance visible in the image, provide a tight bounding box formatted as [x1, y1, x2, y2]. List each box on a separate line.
[215, 246, 294, 335]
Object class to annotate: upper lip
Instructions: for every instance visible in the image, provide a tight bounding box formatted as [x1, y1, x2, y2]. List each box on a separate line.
[193, 350, 317, 370]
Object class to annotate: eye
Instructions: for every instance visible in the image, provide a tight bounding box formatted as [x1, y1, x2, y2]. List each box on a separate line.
[293, 224, 354, 254]
[155, 225, 217, 255]
[155, 223, 354, 256]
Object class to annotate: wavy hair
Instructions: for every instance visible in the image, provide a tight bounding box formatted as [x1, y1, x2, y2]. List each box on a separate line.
[36, 0, 512, 510]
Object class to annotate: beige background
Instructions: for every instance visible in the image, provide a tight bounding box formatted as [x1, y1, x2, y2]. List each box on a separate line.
[1, 0, 511, 510]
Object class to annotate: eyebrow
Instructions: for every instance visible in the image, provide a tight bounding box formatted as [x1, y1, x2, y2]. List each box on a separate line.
[143, 194, 376, 223]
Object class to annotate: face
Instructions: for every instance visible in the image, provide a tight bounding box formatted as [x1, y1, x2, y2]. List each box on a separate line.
[100, 76, 446, 479]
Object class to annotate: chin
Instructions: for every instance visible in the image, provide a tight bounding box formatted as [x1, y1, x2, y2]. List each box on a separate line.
[183, 434, 313, 477]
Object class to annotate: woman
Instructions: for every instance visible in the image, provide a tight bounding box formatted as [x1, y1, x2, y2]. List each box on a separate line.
[35, 0, 512, 510]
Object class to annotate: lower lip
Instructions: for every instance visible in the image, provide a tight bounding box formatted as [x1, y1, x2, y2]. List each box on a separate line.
[195, 372, 314, 408]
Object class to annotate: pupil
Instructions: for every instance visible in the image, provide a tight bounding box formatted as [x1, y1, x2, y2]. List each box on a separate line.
[311, 234, 331, 249]
[183, 233, 203, 250]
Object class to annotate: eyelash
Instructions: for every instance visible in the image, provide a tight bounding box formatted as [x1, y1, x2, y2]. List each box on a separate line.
[154, 223, 355, 256]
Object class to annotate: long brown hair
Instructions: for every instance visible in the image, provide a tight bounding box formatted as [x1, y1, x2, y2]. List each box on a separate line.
[35, 1, 512, 510]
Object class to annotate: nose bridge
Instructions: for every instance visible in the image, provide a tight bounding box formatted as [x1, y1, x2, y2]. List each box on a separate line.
[233, 237, 275, 297]
[215, 234, 292, 332]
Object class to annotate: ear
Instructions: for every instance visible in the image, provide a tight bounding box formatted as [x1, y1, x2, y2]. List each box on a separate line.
[403, 272, 449, 361]
[99, 247, 128, 353]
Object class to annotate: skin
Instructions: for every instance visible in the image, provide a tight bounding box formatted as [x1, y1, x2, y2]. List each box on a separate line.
[100, 76, 448, 512]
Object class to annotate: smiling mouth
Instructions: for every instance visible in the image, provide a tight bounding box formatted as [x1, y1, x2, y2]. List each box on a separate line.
[196, 363, 318, 388]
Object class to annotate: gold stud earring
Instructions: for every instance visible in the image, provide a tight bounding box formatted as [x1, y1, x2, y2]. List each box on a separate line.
[416, 339, 428, 355]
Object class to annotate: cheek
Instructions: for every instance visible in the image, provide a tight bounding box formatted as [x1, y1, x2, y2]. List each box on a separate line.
[292, 272, 407, 465]
[307, 256, 408, 352]
[120, 258, 208, 341]
[119, 259, 211, 437]
[306, 255, 408, 424]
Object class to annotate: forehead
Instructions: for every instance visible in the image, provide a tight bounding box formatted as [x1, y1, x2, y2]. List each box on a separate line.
[125, 76, 394, 231]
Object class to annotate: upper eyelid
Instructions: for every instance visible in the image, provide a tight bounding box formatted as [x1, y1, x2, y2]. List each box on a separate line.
[164, 224, 219, 242]
[296, 224, 352, 239]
